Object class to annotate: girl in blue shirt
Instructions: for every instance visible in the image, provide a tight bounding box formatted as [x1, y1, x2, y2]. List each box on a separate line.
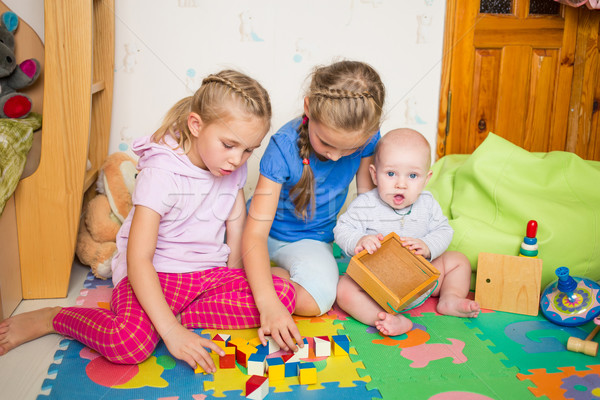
[243, 60, 385, 349]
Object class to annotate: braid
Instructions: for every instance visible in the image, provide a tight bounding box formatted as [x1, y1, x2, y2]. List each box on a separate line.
[289, 116, 315, 219]
[202, 74, 259, 109]
[154, 69, 271, 152]
[312, 89, 374, 100]
[288, 60, 385, 219]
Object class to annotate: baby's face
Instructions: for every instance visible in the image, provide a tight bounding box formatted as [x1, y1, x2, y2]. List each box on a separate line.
[370, 141, 431, 210]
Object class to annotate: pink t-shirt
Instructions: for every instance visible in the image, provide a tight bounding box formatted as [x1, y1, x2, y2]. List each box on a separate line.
[111, 135, 247, 285]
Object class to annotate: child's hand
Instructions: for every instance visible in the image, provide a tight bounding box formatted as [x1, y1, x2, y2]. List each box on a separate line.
[354, 233, 384, 254]
[258, 301, 303, 353]
[161, 323, 225, 372]
[399, 237, 431, 259]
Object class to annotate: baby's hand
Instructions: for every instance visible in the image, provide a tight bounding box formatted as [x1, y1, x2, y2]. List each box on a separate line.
[354, 233, 384, 255]
[399, 237, 431, 259]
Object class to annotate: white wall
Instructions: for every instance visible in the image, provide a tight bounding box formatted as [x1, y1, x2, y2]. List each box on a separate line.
[10, 0, 446, 202]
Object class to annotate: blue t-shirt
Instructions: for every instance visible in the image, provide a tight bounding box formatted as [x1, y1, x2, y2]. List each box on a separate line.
[260, 118, 380, 242]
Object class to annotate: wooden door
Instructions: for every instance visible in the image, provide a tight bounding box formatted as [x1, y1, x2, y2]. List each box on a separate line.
[437, 0, 580, 158]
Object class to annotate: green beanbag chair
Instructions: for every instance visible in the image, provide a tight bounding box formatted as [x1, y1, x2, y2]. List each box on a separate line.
[426, 132, 600, 289]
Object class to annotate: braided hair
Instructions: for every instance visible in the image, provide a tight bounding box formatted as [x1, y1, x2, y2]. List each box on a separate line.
[289, 61, 385, 219]
[154, 70, 272, 150]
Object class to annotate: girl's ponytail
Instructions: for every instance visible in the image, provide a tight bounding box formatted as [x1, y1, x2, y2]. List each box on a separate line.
[289, 116, 315, 220]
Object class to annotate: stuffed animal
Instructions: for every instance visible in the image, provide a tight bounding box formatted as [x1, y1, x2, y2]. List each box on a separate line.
[76, 152, 137, 279]
[0, 11, 41, 119]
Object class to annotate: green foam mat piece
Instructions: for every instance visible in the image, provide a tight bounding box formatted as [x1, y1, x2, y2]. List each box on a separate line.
[341, 314, 536, 400]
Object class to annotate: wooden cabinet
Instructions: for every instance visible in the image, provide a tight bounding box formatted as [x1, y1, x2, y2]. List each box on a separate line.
[437, 0, 600, 161]
[15, 0, 114, 299]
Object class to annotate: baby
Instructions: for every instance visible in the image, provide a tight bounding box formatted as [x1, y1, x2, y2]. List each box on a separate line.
[334, 128, 479, 336]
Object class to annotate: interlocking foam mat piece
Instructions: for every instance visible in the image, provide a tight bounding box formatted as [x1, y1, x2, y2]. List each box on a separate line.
[38, 271, 600, 400]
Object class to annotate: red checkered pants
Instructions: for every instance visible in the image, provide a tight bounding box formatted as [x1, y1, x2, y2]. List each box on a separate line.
[53, 267, 295, 364]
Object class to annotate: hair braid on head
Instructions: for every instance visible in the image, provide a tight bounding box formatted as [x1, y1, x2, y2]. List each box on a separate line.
[289, 60, 385, 219]
[154, 69, 271, 153]
[313, 88, 375, 101]
[289, 116, 315, 220]
[202, 74, 258, 109]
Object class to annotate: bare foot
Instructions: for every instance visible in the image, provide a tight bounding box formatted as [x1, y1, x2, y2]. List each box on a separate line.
[437, 295, 480, 318]
[374, 312, 413, 336]
[0, 307, 61, 355]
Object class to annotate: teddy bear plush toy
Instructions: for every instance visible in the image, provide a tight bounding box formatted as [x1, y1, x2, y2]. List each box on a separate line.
[0, 11, 41, 119]
[76, 152, 137, 279]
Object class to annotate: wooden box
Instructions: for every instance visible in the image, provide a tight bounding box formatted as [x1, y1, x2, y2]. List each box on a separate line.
[346, 232, 440, 313]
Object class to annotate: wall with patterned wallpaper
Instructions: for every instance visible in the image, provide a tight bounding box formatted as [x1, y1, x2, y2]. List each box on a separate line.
[9, 0, 446, 200]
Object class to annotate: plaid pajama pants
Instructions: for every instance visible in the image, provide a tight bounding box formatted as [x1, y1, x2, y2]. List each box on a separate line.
[52, 267, 295, 364]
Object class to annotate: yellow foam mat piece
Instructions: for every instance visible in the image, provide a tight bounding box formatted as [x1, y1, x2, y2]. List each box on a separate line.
[202, 315, 367, 397]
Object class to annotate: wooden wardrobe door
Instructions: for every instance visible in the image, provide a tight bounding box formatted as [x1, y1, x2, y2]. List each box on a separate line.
[437, 0, 579, 158]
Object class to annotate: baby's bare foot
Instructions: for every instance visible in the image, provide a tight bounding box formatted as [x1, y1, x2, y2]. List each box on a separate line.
[437, 295, 480, 318]
[0, 307, 61, 355]
[374, 312, 413, 336]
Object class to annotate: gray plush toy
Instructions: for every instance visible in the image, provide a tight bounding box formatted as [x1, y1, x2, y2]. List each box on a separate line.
[0, 11, 40, 119]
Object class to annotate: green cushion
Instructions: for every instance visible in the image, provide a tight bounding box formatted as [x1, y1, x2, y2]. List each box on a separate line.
[426, 132, 600, 289]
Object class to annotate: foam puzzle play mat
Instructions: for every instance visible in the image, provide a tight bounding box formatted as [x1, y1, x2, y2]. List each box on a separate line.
[38, 254, 600, 400]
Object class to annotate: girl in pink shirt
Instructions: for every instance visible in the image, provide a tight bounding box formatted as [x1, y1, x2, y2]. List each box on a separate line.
[0, 70, 296, 373]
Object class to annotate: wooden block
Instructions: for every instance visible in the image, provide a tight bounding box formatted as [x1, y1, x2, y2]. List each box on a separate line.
[237, 344, 258, 368]
[331, 335, 350, 356]
[293, 338, 309, 359]
[246, 375, 269, 400]
[214, 340, 227, 351]
[228, 337, 249, 349]
[247, 353, 267, 376]
[266, 336, 281, 354]
[282, 354, 299, 377]
[219, 346, 236, 369]
[214, 333, 231, 345]
[314, 336, 331, 357]
[346, 232, 440, 313]
[475, 252, 543, 316]
[249, 337, 262, 347]
[266, 357, 285, 381]
[298, 362, 317, 385]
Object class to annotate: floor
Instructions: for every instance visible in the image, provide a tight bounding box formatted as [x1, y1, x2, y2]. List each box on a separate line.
[0, 260, 89, 400]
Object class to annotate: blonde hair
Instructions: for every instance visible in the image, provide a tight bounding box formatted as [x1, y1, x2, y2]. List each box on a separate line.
[290, 60, 385, 219]
[153, 70, 272, 150]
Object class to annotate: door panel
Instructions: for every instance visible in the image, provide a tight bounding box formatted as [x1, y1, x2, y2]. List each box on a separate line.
[437, 0, 580, 158]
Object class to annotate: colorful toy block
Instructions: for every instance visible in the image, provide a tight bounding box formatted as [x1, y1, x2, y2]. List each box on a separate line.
[282, 354, 299, 377]
[213, 333, 231, 344]
[246, 375, 269, 400]
[266, 357, 285, 381]
[298, 362, 317, 385]
[228, 337, 249, 350]
[237, 344, 258, 368]
[254, 336, 280, 356]
[332, 334, 350, 356]
[293, 338, 309, 359]
[249, 337, 262, 347]
[247, 352, 267, 376]
[219, 346, 236, 369]
[214, 340, 228, 351]
[346, 232, 440, 313]
[314, 336, 331, 357]
[255, 343, 269, 356]
[266, 336, 281, 354]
